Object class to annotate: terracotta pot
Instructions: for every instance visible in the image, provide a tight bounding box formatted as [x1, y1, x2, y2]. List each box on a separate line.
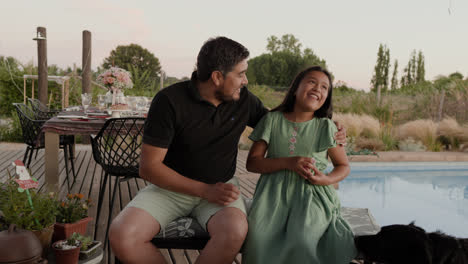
[52, 240, 80, 264]
[0, 224, 47, 264]
[31, 224, 54, 259]
[53, 217, 92, 242]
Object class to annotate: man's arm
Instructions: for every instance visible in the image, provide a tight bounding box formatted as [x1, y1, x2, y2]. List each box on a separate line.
[139, 143, 239, 206]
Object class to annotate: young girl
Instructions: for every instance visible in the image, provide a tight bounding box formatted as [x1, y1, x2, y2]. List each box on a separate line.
[242, 66, 357, 263]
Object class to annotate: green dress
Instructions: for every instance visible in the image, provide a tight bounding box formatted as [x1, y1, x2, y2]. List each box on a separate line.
[243, 111, 357, 264]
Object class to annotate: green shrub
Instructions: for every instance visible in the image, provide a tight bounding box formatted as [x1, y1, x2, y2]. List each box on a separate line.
[380, 126, 398, 151]
[398, 138, 426, 152]
[0, 111, 23, 142]
[248, 84, 284, 109]
[0, 174, 58, 230]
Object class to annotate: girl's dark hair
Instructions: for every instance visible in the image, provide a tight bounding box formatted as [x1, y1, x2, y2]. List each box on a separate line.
[196, 37, 250, 82]
[271, 66, 334, 118]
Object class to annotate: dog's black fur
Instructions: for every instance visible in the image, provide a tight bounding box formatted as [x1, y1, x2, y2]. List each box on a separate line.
[354, 222, 468, 264]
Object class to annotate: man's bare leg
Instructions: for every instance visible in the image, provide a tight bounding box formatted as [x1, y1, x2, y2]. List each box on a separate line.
[109, 207, 166, 264]
[196, 207, 248, 264]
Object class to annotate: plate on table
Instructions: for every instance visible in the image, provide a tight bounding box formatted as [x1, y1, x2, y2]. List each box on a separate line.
[87, 112, 111, 118]
[87, 112, 110, 116]
[57, 115, 87, 119]
[57, 115, 98, 121]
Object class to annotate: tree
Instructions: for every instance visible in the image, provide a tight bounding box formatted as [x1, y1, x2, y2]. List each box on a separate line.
[0, 57, 25, 115]
[401, 50, 425, 87]
[128, 64, 158, 92]
[266, 34, 302, 55]
[102, 44, 161, 88]
[448, 72, 463, 80]
[371, 44, 391, 105]
[390, 59, 399, 90]
[410, 50, 417, 83]
[416, 51, 425, 82]
[247, 34, 327, 88]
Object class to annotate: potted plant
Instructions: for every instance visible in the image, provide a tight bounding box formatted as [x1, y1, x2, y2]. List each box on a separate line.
[0, 176, 58, 258]
[69, 232, 102, 260]
[52, 233, 82, 264]
[53, 193, 92, 242]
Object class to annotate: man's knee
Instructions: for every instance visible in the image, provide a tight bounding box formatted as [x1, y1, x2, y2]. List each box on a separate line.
[109, 219, 137, 249]
[109, 207, 161, 251]
[208, 208, 248, 245]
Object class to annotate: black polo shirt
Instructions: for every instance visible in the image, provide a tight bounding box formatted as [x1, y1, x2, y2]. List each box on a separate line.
[143, 72, 267, 184]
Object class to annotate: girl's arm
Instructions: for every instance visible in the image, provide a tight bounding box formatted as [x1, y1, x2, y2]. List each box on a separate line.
[309, 145, 350, 186]
[246, 140, 315, 179]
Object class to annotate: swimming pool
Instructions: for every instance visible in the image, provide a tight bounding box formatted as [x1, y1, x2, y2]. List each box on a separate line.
[335, 162, 468, 237]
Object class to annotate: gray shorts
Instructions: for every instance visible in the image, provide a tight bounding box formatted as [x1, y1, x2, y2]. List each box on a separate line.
[126, 177, 246, 231]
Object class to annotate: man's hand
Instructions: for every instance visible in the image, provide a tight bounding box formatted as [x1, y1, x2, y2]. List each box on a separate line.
[334, 121, 347, 146]
[288, 156, 315, 180]
[201, 182, 240, 206]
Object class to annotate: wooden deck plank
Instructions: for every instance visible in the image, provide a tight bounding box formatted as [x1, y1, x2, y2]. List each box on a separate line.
[184, 250, 199, 264]
[0, 148, 24, 176]
[169, 249, 189, 264]
[0, 149, 31, 179]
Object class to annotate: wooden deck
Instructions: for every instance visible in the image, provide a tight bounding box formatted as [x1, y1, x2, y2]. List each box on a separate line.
[0, 143, 258, 264]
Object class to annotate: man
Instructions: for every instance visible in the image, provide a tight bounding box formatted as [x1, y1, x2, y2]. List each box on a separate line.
[109, 36, 346, 264]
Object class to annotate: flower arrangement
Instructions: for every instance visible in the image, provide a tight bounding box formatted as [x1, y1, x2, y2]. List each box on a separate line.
[56, 193, 91, 224]
[96, 67, 133, 91]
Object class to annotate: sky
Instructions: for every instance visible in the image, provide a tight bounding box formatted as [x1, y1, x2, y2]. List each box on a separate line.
[1, 0, 467, 91]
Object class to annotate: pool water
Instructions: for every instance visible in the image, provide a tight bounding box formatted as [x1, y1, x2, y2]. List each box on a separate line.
[335, 162, 468, 237]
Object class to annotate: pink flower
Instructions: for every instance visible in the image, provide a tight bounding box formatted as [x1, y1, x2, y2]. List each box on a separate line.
[106, 77, 115, 84]
[292, 131, 297, 137]
[289, 145, 295, 150]
[289, 137, 297, 144]
[289, 151, 294, 155]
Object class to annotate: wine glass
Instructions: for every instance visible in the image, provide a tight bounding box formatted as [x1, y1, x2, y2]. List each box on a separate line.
[81, 93, 92, 115]
[126, 96, 137, 114]
[97, 94, 106, 110]
[136, 97, 147, 115]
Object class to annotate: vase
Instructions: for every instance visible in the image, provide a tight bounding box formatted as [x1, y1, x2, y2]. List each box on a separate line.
[31, 224, 54, 259]
[110, 87, 124, 106]
[53, 217, 92, 242]
[53, 240, 81, 264]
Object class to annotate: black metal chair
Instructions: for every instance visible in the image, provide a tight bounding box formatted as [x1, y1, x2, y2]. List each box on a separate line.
[90, 117, 145, 246]
[28, 98, 60, 119]
[13, 103, 76, 189]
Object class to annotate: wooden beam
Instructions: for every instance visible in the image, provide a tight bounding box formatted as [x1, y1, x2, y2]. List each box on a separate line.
[36, 27, 48, 105]
[82, 30, 92, 94]
[64, 79, 69, 108]
[61, 82, 65, 109]
[23, 77, 26, 103]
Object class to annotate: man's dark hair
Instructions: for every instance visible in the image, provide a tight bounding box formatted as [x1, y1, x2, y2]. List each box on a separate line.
[196, 37, 250, 82]
[271, 66, 334, 119]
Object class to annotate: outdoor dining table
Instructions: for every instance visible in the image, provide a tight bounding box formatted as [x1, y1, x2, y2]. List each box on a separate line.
[42, 109, 145, 192]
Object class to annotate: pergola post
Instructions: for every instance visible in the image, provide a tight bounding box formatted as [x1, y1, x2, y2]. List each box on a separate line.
[36, 27, 48, 105]
[82, 30, 92, 94]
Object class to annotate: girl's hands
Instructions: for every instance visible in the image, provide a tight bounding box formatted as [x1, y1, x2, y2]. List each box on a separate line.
[288, 157, 333, 186]
[288, 156, 315, 180]
[307, 166, 331, 186]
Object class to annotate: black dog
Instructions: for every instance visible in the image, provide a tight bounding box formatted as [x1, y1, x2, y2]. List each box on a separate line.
[354, 222, 468, 264]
